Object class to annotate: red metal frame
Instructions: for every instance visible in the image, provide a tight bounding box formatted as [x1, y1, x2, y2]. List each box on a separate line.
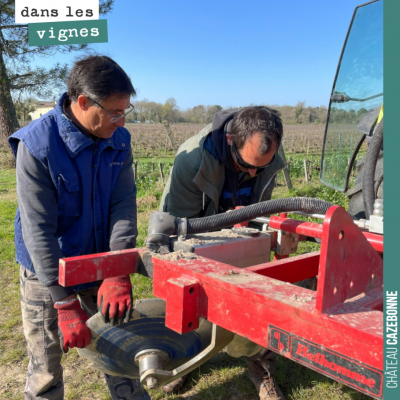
[247, 251, 320, 283]
[59, 205, 384, 399]
[269, 215, 383, 253]
[59, 248, 142, 287]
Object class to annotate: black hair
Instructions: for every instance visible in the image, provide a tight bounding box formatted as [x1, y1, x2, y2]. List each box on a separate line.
[231, 106, 283, 154]
[67, 55, 136, 103]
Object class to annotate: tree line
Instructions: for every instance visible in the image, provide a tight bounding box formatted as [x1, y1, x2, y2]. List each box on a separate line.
[128, 98, 330, 125]
[12, 96, 370, 128]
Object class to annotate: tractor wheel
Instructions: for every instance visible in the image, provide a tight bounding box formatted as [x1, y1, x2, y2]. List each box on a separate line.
[346, 152, 383, 220]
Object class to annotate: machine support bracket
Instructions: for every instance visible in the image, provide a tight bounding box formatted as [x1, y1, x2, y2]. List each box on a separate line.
[139, 324, 234, 387]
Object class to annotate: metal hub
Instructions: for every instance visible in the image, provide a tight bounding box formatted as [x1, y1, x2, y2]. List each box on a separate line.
[134, 349, 169, 389]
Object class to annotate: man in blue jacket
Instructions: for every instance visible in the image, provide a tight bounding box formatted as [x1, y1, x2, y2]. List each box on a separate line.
[9, 56, 149, 399]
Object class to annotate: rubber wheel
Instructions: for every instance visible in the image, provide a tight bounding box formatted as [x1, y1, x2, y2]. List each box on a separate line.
[347, 152, 383, 220]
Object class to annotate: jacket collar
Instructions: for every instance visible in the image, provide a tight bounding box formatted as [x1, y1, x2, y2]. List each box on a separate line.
[55, 93, 128, 158]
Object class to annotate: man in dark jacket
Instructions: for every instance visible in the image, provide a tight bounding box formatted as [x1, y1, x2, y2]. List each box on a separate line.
[9, 56, 149, 400]
[159, 106, 287, 400]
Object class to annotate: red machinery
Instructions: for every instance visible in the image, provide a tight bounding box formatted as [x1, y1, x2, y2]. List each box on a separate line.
[60, 205, 383, 399]
[58, 0, 384, 395]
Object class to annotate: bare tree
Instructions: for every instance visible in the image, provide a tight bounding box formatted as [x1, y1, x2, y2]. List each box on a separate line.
[162, 98, 180, 123]
[294, 101, 306, 124]
[14, 97, 36, 122]
[205, 105, 222, 123]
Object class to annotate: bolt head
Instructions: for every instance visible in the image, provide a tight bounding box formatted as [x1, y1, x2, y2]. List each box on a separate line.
[146, 377, 158, 389]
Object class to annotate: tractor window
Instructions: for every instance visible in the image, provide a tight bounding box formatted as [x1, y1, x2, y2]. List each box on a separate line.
[320, 0, 383, 191]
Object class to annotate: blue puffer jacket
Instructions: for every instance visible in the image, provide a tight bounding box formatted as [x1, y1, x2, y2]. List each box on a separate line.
[9, 93, 137, 297]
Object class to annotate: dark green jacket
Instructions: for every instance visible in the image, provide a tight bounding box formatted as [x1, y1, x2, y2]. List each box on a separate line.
[160, 123, 286, 218]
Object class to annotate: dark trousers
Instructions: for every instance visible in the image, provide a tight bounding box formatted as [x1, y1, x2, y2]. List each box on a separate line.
[245, 348, 276, 375]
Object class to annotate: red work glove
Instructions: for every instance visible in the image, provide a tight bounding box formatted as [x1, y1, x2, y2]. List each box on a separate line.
[54, 299, 91, 353]
[97, 275, 133, 326]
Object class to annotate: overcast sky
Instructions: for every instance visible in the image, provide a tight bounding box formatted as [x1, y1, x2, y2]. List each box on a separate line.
[33, 0, 365, 109]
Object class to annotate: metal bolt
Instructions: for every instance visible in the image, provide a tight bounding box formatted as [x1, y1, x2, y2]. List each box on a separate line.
[228, 270, 239, 275]
[146, 377, 158, 389]
[373, 199, 383, 217]
[134, 349, 169, 390]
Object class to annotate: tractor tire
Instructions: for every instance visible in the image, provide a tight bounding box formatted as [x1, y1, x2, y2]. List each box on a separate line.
[346, 151, 383, 220]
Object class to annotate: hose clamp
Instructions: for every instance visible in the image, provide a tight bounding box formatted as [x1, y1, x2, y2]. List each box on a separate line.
[177, 218, 187, 240]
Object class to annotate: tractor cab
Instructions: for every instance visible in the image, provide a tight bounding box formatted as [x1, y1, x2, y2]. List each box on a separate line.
[320, 0, 383, 197]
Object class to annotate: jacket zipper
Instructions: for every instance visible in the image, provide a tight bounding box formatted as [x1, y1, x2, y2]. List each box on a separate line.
[93, 141, 98, 162]
[92, 141, 99, 251]
[204, 166, 285, 214]
[238, 165, 286, 201]
[258, 166, 285, 202]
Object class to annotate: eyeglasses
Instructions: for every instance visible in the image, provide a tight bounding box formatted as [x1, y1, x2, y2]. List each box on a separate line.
[231, 140, 275, 170]
[87, 96, 135, 123]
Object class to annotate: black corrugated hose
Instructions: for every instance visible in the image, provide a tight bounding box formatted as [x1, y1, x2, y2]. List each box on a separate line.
[362, 119, 383, 219]
[186, 197, 334, 234]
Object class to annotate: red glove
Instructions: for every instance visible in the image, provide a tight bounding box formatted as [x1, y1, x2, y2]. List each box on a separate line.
[97, 275, 133, 326]
[54, 299, 91, 353]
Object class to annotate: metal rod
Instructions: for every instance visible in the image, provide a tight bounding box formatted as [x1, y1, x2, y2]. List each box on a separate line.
[291, 211, 326, 219]
[266, 216, 382, 253]
[253, 217, 270, 224]
[270, 216, 323, 238]
[255, 212, 370, 230]
[278, 145, 293, 190]
[362, 232, 383, 253]
[337, 130, 342, 170]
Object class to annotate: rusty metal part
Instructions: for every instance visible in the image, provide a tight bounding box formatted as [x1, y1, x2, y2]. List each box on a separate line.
[275, 229, 300, 256]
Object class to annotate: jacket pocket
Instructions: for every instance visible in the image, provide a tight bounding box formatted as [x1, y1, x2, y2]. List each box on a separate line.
[21, 297, 60, 350]
[57, 170, 81, 217]
[20, 268, 60, 350]
[21, 297, 45, 348]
